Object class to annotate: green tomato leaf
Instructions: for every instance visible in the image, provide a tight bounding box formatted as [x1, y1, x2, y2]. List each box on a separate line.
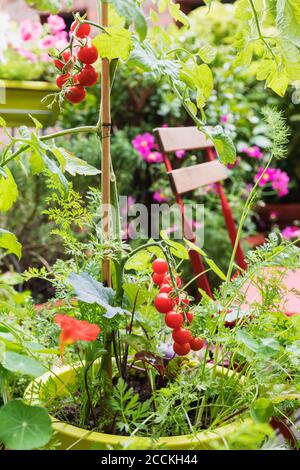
[160, 231, 189, 259]
[250, 398, 274, 423]
[51, 146, 100, 176]
[0, 168, 18, 212]
[111, 0, 147, 41]
[24, 0, 66, 13]
[0, 229, 22, 259]
[168, 2, 190, 27]
[93, 27, 132, 61]
[198, 43, 217, 64]
[211, 126, 236, 164]
[123, 283, 150, 310]
[0, 400, 52, 450]
[125, 251, 152, 272]
[184, 239, 226, 280]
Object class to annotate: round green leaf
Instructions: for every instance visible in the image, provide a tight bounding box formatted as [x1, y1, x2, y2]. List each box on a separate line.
[250, 398, 274, 423]
[2, 351, 45, 377]
[0, 400, 52, 450]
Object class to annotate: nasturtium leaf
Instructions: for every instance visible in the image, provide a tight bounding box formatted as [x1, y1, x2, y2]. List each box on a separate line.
[68, 272, 125, 319]
[0, 229, 22, 259]
[250, 398, 274, 423]
[0, 400, 52, 450]
[2, 351, 45, 377]
[93, 27, 132, 61]
[111, 0, 147, 41]
[0, 168, 18, 212]
[211, 126, 236, 165]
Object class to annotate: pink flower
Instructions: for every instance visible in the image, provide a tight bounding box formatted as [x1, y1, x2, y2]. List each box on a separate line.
[47, 15, 66, 33]
[17, 48, 38, 62]
[270, 211, 279, 221]
[40, 35, 57, 49]
[165, 225, 178, 235]
[143, 151, 163, 164]
[220, 114, 229, 124]
[282, 226, 300, 240]
[254, 167, 289, 197]
[175, 149, 186, 159]
[132, 133, 155, 157]
[227, 157, 241, 169]
[153, 191, 168, 203]
[271, 169, 289, 197]
[242, 146, 263, 159]
[20, 20, 42, 42]
[40, 52, 52, 63]
[162, 123, 169, 128]
[120, 196, 136, 217]
[254, 168, 275, 187]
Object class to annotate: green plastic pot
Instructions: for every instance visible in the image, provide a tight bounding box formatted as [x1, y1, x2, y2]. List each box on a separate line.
[0, 80, 59, 128]
[25, 363, 250, 450]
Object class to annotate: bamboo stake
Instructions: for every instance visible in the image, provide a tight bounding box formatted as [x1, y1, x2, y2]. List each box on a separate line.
[100, 1, 111, 286]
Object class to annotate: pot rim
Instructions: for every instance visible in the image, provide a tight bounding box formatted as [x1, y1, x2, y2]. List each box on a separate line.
[24, 363, 250, 449]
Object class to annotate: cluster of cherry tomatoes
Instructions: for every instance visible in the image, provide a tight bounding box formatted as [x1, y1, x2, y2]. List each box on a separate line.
[152, 258, 204, 356]
[53, 20, 99, 104]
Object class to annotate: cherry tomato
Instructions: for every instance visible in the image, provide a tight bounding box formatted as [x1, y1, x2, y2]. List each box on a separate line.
[152, 258, 168, 275]
[190, 337, 204, 351]
[165, 311, 183, 329]
[65, 85, 86, 104]
[71, 20, 91, 38]
[154, 293, 174, 313]
[186, 312, 194, 324]
[54, 51, 71, 70]
[152, 272, 165, 286]
[173, 342, 191, 356]
[75, 65, 98, 86]
[159, 283, 173, 294]
[163, 275, 181, 287]
[77, 43, 98, 64]
[55, 73, 70, 89]
[172, 327, 192, 345]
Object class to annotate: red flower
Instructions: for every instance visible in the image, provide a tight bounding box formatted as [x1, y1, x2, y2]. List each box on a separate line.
[54, 314, 100, 359]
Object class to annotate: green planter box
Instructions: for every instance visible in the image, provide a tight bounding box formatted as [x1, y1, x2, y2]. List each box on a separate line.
[0, 80, 59, 128]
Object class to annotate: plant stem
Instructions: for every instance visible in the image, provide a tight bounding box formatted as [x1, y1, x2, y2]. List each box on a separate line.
[226, 157, 273, 282]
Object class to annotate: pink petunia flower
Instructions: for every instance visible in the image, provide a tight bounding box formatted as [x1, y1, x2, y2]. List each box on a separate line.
[175, 149, 186, 159]
[242, 146, 263, 159]
[17, 48, 38, 62]
[281, 226, 300, 240]
[254, 167, 289, 197]
[143, 151, 163, 164]
[40, 35, 57, 49]
[153, 191, 168, 203]
[220, 114, 229, 124]
[20, 20, 42, 41]
[47, 15, 66, 33]
[132, 133, 155, 157]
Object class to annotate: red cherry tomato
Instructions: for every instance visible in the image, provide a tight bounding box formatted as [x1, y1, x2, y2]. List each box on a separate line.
[159, 283, 173, 294]
[165, 311, 183, 329]
[163, 275, 181, 287]
[190, 337, 204, 351]
[75, 65, 98, 86]
[154, 293, 174, 313]
[54, 51, 71, 70]
[173, 342, 191, 356]
[55, 73, 70, 89]
[172, 327, 192, 345]
[186, 312, 194, 324]
[65, 85, 86, 104]
[152, 258, 168, 275]
[152, 272, 165, 286]
[77, 43, 98, 64]
[71, 20, 91, 38]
